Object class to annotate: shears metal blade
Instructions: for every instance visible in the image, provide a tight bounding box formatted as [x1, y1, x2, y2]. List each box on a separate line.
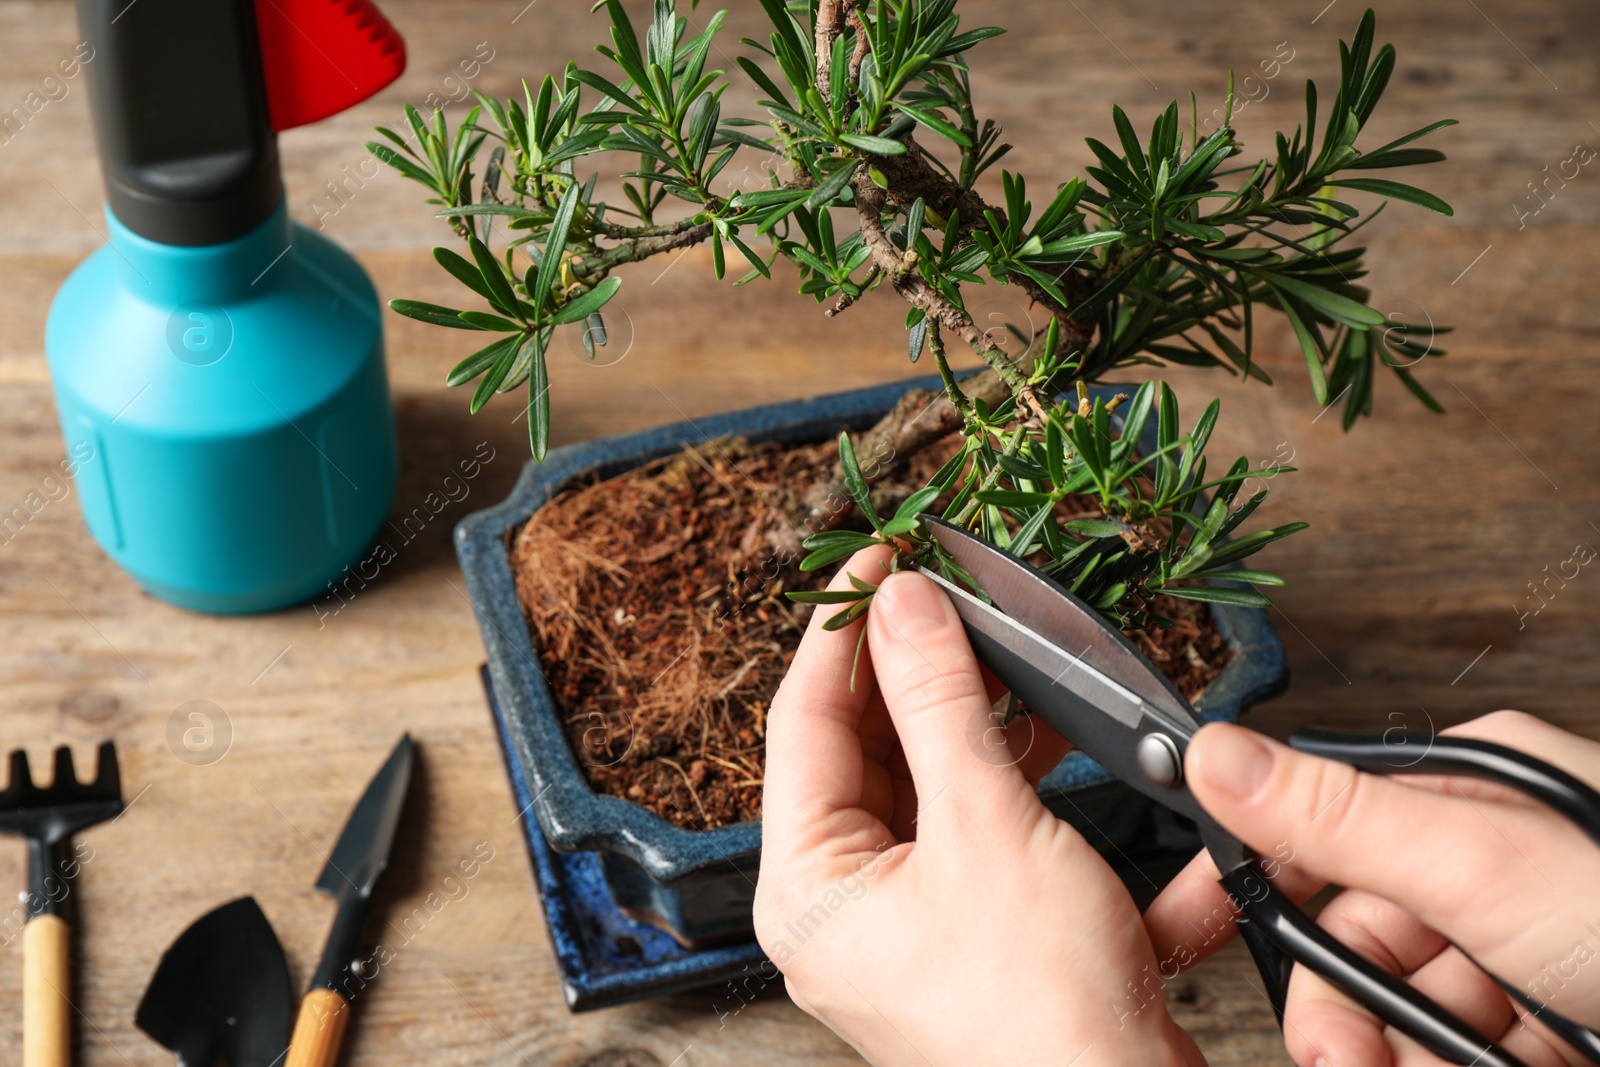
[915, 515, 1241, 863]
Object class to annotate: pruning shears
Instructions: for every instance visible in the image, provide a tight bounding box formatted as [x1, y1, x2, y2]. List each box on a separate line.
[916, 514, 1600, 1067]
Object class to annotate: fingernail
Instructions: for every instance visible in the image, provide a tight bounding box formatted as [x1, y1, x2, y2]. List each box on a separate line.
[1197, 725, 1275, 801]
[873, 573, 954, 641]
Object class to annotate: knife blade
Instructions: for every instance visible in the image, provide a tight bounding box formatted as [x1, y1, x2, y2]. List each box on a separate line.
[285, 734, 413, 1067]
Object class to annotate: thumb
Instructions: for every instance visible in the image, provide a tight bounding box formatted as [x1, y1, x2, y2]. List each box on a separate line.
[866, 571, 1041, 836]
[1186, 723, 1532, 936]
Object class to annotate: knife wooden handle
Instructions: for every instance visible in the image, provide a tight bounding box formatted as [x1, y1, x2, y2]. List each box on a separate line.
[23, 914, 71, 1067]
[286, 988, 351, 1067]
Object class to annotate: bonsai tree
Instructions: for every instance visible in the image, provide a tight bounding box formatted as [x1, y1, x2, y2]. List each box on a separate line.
[372, 0, 1452, 634]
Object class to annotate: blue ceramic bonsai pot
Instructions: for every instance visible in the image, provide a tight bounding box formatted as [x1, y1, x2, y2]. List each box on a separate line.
[455, 376, 1289, 946]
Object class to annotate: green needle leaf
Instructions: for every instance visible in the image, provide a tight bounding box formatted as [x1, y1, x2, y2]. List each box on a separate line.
[1159, 585, 1273, 608]
[893, 486, 942, 523]
[469, 332, 524, 413]
[434, 247, 498, 304]
[458, 310, 525, 332]
[525, 330, 551, 460]
[786, 589, 871, 605]
[389, 300, 483, 330]
[1269, 292, 1330, 404]
[821, 595, 874, 631]
[838, 432, 882, 532]
[1253, 270, 1385, 327]
[551, 277, 623, 325]
[841, 134, 908, 156]
[446, 335, 520, 387]
[533, 183, 583, 318]
[1328, 177, 1454, 216]
[468, 234, 519, 317]
[1063, 518, 1123, 538]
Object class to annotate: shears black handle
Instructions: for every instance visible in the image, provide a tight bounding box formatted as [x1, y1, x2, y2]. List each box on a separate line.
[1222, 727, 1600, 1067]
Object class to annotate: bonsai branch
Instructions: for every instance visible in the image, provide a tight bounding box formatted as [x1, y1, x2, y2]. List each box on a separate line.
[815, 0, 856, 105]
[854, 180, 1051, 423]
[593, 215, 713, 242]
[848, 8, 871, 83]
[860, 136, 1101, 357]
[953, 424, 1027, 526]
[928, 324, 973, 422]
[826, 265, 881, 316]
[571, 221, 716, 279]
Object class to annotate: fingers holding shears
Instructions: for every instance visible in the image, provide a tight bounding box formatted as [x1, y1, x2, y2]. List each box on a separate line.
[1146, 714, 1600, 1065]
[763, 547, 1071, 865]
[1146, 714, 1600, 979]
[1142, 782, 1325, 972]
[1282, 888, 1576, 1067]
[1182, 724, 1594, 959]
[1142, 840, 1324, 972]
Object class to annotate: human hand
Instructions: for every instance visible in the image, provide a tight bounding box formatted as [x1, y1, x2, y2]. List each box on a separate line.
[1147, 712, 1600, 1066]
[755, 547, 1204, 1067]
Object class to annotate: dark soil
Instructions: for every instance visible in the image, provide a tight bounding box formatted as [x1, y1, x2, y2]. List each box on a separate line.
[511, 436, 1232, 831]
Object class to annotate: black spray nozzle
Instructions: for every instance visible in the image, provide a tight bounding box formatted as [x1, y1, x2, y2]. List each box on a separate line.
[76, 0, 282, 246]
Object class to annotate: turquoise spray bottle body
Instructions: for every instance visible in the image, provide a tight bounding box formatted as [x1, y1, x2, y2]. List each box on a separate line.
[45, 0, 400, 613]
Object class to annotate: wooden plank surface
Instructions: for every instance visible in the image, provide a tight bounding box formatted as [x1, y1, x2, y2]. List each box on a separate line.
[0, 0, 1597, 1062]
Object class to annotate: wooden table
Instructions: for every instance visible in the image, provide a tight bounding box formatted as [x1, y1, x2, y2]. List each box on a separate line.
[0, 0, 1595, 1061]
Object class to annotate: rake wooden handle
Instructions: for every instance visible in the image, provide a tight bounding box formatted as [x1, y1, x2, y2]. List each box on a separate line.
[23, 914, 71, 1067]
[285, 988, 351, 1067]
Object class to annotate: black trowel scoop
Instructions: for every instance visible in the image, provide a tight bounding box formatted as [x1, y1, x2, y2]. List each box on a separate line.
[136, 897, 293, 1067]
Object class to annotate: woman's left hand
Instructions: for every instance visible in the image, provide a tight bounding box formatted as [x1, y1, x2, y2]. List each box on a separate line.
[755, 547, 1206, 1067]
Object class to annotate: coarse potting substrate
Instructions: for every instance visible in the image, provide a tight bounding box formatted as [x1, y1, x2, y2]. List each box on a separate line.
[484, 666, 769, 1010]
[456, 376, 1289, 1011]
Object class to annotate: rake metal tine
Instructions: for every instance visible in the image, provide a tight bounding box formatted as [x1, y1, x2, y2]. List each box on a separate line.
[94, 741, 121, 799]
[53, 746, 76, 791]
[6, 749, 31, 795]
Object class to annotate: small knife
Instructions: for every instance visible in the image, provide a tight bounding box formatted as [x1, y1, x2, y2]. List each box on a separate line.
[285, 734, 413, 1067]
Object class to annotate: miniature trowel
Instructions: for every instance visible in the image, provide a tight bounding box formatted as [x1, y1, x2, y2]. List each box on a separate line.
[285, 735, 413, 1067]
[135, 897, 293, 1067]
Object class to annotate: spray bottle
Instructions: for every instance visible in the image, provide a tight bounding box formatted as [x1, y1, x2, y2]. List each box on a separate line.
[46, 0, 407, 613]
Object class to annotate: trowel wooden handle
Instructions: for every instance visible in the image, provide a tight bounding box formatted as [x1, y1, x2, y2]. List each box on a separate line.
[23, 914, 71, 1067]
[286, 988, 351, 1067]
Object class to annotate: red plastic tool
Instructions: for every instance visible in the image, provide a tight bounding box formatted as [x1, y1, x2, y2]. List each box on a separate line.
[255, 0, 406, 132]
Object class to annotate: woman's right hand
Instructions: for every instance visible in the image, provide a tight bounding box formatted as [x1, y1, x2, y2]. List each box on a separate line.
[1146, 710, 1600, 1066]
